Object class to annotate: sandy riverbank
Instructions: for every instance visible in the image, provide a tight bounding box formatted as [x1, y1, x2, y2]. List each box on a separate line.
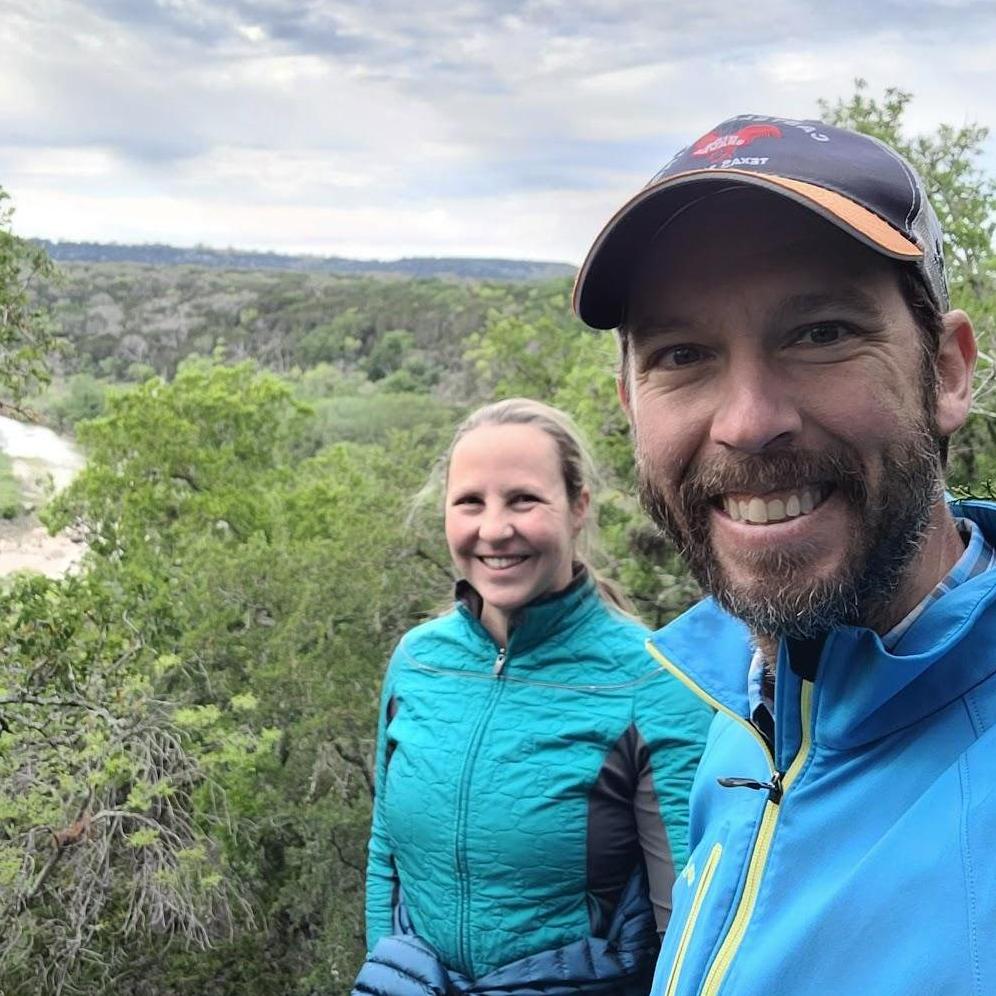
[0, 417, 85, 578]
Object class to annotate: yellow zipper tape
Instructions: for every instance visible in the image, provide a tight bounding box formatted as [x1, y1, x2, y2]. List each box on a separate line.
[701, 680, 814, 994]
[644, 640, 774, 769]
[665, 841, 723, 996]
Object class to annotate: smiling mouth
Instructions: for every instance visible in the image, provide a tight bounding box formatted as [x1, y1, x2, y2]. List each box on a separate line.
[478, 555, 530, 569]
[715, 484, 833, 525]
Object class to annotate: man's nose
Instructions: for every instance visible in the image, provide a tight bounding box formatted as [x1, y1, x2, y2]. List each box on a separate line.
[709, 361, 802, 455]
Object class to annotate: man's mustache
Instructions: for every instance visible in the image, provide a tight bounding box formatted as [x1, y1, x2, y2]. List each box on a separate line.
[676, 447, 869, 511]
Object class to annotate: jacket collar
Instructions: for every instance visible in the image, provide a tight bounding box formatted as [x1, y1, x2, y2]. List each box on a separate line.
[650, 501, 996, 750]
[455, 565, 599, 654]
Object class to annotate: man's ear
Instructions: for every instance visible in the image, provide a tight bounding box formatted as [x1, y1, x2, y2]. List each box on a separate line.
[617, 373, 633, 424]
[935, 309, 977, 437]
[615, 329, 637, 423]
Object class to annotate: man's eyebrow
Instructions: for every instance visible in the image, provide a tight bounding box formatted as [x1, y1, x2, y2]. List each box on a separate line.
[625, 286, 889, 342]
[625, 316, 696, 340]
[776, 287, 888, 321]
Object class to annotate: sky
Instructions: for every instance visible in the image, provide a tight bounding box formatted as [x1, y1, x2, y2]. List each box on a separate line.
[2, 0, 996, 264]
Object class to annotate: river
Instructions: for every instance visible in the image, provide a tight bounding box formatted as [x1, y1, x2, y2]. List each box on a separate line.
[0, 415, 85, 577]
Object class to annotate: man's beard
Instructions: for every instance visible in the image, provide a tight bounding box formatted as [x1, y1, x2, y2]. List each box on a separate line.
[636, 421, 944, 639]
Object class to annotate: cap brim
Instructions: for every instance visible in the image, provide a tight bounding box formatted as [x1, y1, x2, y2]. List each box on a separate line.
[572, 169, 924, 330]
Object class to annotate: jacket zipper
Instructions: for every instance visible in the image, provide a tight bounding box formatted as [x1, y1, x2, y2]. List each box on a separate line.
[664, 842, 723, 996]
[493, 647, 507, 675]
[646, 641, 814, 995]
[453, 646, 506, 973]
[700, 679, 813, 994]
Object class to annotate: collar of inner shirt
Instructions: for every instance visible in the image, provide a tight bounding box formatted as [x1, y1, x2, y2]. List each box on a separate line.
[746, 517, 995, 740]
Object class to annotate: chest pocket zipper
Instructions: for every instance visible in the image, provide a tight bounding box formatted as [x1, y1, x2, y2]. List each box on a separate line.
[665, 842, 723, 996]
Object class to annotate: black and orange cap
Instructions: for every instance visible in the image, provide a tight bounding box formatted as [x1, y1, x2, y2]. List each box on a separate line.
[572, 114, 948, 330]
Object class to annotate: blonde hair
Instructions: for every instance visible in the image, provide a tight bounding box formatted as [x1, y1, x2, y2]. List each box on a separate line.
[430, 398, 637, 616]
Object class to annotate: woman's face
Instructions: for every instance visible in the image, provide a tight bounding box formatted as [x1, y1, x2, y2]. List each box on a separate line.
[444, 423, 588, 642]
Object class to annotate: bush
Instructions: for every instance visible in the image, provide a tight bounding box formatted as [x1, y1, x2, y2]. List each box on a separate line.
[0, 451, 22, 518]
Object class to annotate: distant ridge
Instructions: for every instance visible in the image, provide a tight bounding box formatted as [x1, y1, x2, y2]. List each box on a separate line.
[33, 239, 576, 282]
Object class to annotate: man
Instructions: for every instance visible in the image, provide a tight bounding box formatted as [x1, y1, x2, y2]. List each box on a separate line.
[573, 114, 996, 994]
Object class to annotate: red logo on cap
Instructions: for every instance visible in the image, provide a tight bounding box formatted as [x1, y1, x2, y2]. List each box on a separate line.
[691, 124, 783, 163]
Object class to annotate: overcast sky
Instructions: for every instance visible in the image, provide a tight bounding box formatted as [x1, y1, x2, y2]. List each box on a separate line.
[2, 0, 995, 263]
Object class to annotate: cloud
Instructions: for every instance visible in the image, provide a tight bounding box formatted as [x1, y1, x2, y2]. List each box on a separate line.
[2, 0, 995, 259]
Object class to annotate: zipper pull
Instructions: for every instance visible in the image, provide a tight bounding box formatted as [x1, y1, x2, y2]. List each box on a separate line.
[717, 771, 783, 803]
[493, 648, 507, 676]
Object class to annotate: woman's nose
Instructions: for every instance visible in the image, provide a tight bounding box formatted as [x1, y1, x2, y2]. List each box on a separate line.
[478, 508, 514, 543]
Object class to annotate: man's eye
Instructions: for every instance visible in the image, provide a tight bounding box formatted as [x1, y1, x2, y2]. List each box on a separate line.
[512, 493, 539, 505]
[651, 344, 707, 369]
[453, 495, 482, 506]
[795, 323, 851, 346]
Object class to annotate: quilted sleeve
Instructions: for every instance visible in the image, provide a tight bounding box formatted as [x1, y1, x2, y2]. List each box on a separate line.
[364, 653, 400, 952]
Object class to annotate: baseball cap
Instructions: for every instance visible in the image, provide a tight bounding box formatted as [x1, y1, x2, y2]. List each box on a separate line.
[573, 114, 949, 329]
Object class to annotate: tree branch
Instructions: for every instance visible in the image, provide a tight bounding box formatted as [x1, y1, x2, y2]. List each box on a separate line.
[330, 739, 375, 798]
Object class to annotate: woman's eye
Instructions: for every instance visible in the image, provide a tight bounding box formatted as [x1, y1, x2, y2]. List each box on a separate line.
[453, 495, 482, 507]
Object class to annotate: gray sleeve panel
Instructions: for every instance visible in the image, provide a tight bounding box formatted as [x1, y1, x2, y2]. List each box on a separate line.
[634, 729, 676, 934]
[384, 694, 399, 772]
[588, 722, 675, 936]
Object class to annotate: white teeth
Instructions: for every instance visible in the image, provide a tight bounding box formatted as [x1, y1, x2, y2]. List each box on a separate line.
[724, 487, 823, 525]
[481, 556, 526, 569]
[747, 497, 768, 523]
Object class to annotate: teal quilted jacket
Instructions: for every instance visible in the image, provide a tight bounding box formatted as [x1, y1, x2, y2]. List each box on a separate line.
[364, 572, 712, 982]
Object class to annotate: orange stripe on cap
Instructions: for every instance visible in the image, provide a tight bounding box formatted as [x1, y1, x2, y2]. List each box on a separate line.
[758, 173, 922, 258]
[571, 167, 924, 326]
[639, 168, 924, 260]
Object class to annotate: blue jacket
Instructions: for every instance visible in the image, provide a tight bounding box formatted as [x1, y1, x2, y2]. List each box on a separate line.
[361, 571, 712, 992]
[353, 863, 657, 995]
[647, 500, 996, 995]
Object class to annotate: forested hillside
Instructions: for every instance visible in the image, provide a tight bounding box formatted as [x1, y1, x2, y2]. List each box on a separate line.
[35, 241, 576, 282]
[33, 263, 573, 384]
[1, 84, 995, 995]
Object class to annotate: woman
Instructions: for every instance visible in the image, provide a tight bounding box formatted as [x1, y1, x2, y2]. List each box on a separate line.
[354, 399, 711, 996]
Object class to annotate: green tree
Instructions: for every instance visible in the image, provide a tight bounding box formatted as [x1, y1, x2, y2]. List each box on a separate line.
[297, 308, 368, 368]
[0, 188, 62, 408]
[1, 362, 309, 994]
[38, 359, 451, 993]
[0, 572, 266, 995]
[41, 372, 107, 431]
[364, 328, 413, 381]
[818, 80, 996, 424]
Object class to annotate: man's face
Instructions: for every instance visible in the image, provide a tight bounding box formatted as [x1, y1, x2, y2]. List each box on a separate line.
[621, 190, 947, 638]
